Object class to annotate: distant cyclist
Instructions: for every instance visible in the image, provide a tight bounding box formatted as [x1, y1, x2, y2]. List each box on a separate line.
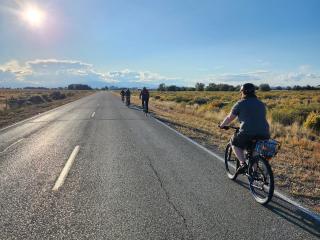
[219, 83, 270, 174]
[120, 89, 125, 102]
[139, 87, 150, 113]
[125, 88, 131, 106]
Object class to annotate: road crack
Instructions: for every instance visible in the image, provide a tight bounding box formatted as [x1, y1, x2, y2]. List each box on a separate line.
[146, 156, 193, 240]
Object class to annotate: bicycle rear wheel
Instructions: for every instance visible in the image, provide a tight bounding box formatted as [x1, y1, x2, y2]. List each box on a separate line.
[224, 143, 239, 180]
[248, 157, 274, 205]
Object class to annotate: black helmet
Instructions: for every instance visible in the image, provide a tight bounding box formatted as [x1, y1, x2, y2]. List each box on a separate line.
[240, 83, 255, 95]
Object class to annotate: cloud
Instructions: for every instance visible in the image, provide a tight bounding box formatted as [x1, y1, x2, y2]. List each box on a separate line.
[2, 59, 318, 88]
[26, 59, 92, 73]
[205, 71, 265, 83]
[274, 72, 320, 83]
[197, 68, 320, 86]
[0, 60, 32, 80]
[0, 59, 177, 88]
[104, 69, 178, 84]
[0, 59, 119, 87]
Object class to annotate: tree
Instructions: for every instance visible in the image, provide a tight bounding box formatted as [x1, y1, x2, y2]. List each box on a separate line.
[205, 83, 217, 91]
[259, 84, 271, 91]
[195, 82, 205, 91]
[167, 85, 179, 91]
[68, 84, 92, 90]
[158, 83, 166, 91]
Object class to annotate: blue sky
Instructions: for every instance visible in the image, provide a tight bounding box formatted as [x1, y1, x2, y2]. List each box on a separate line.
[0, 0, 319, 87]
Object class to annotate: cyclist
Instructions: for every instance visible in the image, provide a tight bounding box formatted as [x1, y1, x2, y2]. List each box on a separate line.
[120, 89, 125, 102]
[139, 87, 150, 113]
[125, 88, 131, 106]
[219, 83, 270, 174]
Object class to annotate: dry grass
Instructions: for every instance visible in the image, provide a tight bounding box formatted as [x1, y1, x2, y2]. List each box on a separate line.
[128, 90, 320, 212]
[0, 89, 94, 128]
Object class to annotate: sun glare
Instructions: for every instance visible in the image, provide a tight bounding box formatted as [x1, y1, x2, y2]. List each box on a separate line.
[21, 5, 46, 28]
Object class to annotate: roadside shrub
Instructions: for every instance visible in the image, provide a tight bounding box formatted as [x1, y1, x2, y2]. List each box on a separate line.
[28, 95, 45, 104]
[174, 96, 190, 103]
[209, 101, 227, 109]
[304, 112, 320, 133]
[8, 98, 28, 108]
[50, 91, 66, 100]
[41, 94, 51, 102]
[271, 107, 315, 126]
[192, 97, 208, 105]
[263, 94, 274, 99]
[154, 95, 161, 100]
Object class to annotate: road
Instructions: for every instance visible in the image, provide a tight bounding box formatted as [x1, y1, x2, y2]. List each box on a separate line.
[0, 92, 319, 240]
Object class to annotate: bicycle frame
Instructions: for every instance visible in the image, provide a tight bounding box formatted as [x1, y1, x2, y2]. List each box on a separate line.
[223, 125, 275, 205]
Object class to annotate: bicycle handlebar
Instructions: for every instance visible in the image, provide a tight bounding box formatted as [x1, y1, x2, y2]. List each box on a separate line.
[219, 125, 239, 130]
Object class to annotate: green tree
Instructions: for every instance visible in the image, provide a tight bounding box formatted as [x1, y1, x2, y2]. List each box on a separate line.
[195, 82, 205, 91]
[259, 84, 271, 91]
[158, 83, 166, 91]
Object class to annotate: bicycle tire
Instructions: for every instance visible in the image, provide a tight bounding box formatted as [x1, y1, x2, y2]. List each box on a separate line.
[248, 157, 274, 205]
[224, 143, 239, 180]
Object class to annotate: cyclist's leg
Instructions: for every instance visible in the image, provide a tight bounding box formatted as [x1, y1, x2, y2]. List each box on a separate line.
[145, 99, 149, 113]
[142, 99, 145, 110]
[231, 132, 251, 165]
[232, 145, 245, 164]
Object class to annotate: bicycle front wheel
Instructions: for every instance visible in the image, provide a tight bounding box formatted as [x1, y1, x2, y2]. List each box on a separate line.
[248, 157, 274, 205]
[224, 143, 239, 180]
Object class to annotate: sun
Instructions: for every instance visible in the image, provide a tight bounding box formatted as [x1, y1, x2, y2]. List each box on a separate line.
[21, 5, 46, 28]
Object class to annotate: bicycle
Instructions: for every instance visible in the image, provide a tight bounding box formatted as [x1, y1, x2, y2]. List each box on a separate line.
[125, 96, 130, 106]
[222, 126, 280, 205]
[142, 100, 148, 116]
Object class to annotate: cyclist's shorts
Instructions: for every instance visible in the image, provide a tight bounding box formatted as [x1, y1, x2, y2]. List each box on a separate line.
[231, 132, 269, 149]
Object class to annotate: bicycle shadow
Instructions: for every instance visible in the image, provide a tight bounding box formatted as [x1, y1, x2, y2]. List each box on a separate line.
[127, 104, 151, 115]
[235, 178, 320, 238]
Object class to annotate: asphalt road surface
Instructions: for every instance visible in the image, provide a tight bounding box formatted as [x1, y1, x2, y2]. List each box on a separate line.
[0, 92, 319, 240]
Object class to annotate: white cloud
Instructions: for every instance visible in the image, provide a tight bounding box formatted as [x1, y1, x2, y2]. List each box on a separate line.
[26, 59, 92, 74]
[99, 69, 178, 84]
[0, 59, 177, 87]
[2, 59, 318, 88]
[0, 60, 32, 80]
[195, 68, 320, 86]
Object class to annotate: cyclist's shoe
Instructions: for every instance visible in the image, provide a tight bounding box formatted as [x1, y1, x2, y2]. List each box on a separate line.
[236, 162, 248, 175]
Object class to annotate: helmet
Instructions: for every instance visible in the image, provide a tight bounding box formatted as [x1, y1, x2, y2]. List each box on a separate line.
[240, 83, 255, 95]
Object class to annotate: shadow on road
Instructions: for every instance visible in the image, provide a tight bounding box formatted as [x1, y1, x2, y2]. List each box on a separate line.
[235, 179, 320, 238]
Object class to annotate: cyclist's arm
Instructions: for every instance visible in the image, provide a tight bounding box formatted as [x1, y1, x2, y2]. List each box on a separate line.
[220, 113, 236, 127]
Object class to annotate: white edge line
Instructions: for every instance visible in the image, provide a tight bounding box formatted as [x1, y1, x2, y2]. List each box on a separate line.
[0, 138, 24, 154]
[91, 112, 95, 118]
[0, 93, 95, 133]
[52, 145, 80, 191]
[151, 116, 320, 223]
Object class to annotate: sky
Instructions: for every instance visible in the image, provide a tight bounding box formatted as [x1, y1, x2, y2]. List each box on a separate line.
[0, 0, 319, 88]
